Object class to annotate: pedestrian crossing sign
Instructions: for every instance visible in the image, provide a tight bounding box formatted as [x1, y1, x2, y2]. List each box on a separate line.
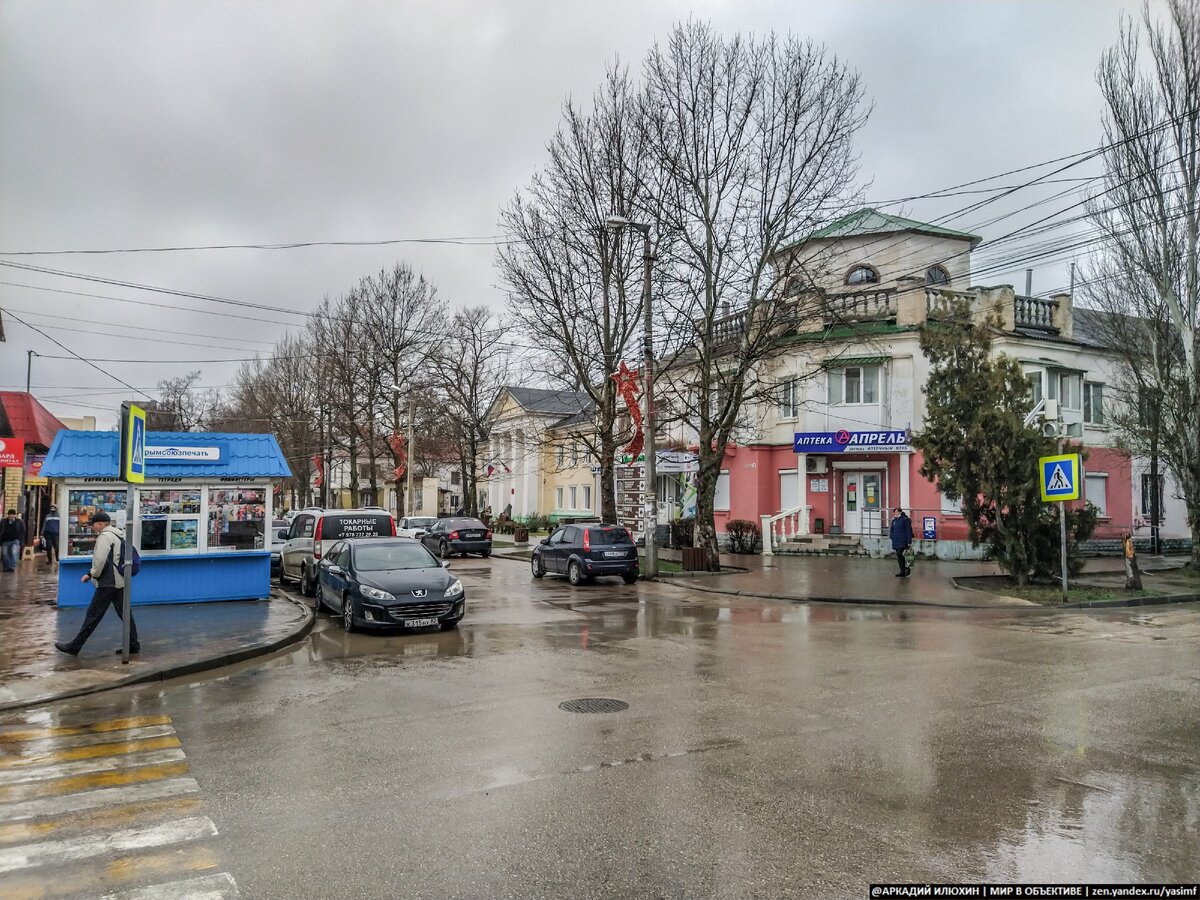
[1039, 453, 1080, 502]
[121, 402, 146, 484]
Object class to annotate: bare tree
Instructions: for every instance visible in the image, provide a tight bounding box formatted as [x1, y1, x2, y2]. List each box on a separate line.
[641, 22, 869, 566]
[435, 306, 512, 516]
[156, 371, 222, 431]
[497, 65, 653, 524]
[1085, 0, 1200, 566]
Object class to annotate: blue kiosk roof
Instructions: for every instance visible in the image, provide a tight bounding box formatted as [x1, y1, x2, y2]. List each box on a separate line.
[40, 431, 292, 479]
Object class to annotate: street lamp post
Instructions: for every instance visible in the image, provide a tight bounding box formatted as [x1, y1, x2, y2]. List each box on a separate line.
[605, 215, 657, 579]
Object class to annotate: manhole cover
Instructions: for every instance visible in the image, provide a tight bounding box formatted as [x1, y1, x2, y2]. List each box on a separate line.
[559, 698, 629, 714]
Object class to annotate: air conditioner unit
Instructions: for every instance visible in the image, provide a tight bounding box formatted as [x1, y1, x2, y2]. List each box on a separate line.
[806, 455, 828, 474]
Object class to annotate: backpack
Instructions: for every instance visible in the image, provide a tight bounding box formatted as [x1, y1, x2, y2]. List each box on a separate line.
[108, 537, 142, 577]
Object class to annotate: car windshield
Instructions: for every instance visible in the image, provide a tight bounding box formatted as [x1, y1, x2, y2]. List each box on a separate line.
[408, 518, 437, 528]
[588, 527, 632, 545]
[354, 542, 439, 571]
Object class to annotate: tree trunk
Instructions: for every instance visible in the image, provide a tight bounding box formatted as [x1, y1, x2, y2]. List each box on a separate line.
[599, 432, 618, 525]
[692, 461, 722, 572]
[348, 431, 359, 506]
[1150, 414, 1160, 557]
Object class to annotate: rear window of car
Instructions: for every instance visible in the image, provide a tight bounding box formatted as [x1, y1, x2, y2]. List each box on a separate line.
[320, 514, 393, 540]
[446, 519, 487, 531]
[588, 527, 632, 545]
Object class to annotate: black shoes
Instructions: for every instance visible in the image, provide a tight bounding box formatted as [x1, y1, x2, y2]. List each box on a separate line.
[115, 646, 141, 655]
[54, 642, 78, 656]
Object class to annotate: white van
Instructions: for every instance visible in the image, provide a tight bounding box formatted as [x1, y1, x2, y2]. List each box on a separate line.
[280, 509, 395, 597]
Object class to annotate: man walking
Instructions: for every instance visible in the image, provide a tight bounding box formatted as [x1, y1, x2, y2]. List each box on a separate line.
[889, 506, 913, 578]
[41, 505, 60, 567]
[1, 509, 25, 573]
[54, 511, 140, 656]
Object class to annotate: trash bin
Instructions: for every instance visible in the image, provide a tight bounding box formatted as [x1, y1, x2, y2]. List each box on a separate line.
[681, 548, 710, 571]
[514, 527, 529, 544]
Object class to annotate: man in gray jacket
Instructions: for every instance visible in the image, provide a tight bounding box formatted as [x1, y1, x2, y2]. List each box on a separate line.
[54, 511, 140, 656]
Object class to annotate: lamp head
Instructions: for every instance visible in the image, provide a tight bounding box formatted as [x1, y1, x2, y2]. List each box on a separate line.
[604, 215, 631, 232]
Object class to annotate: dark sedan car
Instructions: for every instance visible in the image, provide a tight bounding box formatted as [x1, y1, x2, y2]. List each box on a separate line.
[531, 523, 639, 585]
[420, 517, 492, 559]
[315, 538, 465, 632]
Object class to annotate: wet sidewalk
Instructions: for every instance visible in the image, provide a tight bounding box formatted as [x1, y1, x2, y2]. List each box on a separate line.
[0, 559, 313, 711]
[657, 550, 1193, 609]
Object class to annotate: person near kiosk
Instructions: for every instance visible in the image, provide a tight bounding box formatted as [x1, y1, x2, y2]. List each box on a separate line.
[41, 505, 60, 567]
[1, 509, 26, 573]
[54, 511, 140, 656]
[889, 506, 914, 578]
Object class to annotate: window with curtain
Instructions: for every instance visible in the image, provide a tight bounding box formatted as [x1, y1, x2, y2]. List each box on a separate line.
[1085, 473, 1108, 517]
[1084, 382, 1105, 424]
[714, 471, 731, 511]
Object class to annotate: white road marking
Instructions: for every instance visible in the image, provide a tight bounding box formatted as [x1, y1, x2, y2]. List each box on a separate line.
[100, 871, 240, 899]
[0, 815, 217, 874]
[1, 724, 176, 752]
[0, 749, 187, 787]
[0, 776, 199, 822]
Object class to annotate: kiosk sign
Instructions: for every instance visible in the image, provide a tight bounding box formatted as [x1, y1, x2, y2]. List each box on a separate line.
[120, 403, 146, 484]
[1039, 453, 1080, 502]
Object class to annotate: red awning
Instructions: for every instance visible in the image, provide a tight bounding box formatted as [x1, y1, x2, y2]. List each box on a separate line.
[0, 392, 66, 450]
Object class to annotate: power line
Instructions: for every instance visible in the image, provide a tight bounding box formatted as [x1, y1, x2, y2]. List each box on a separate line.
[0, 233, 526, 257]
[3, 310, 155, 403]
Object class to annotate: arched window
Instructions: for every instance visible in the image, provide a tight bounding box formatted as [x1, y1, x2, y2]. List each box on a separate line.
[845, 265, 879, 286]
[925, 266, 950, 286]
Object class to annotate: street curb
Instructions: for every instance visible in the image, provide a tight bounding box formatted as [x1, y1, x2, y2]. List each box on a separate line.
[661, 580, 1021, 609]
[0, 596, 315, 713]
[952, 575, 1200, 610]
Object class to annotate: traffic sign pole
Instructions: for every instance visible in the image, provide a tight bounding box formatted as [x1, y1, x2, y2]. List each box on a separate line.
[118, 403, 146, 665]
[1058, 441, 1069, 604]
[1038, 448, 1080, 604]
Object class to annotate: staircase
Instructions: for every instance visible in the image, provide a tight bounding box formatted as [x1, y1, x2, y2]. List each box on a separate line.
[774, 534, 869, 557]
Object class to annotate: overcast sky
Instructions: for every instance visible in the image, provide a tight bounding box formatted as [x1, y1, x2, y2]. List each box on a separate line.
[0, 0, 1167, 424]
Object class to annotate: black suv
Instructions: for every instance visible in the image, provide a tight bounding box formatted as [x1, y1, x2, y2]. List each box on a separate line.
[531, 523, 639, 586]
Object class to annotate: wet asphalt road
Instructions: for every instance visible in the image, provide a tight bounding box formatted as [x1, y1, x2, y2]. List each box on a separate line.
[3, 556, 1199, 899]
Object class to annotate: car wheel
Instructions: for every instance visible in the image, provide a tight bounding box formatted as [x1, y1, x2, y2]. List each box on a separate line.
[341, 593, 355, 632]
[480, 550, 491, 558]
[568, 560, 585, 586]
[622, 572, 639, 585]
[531, 555, 545, 579]
[302, 567, 317, 599]
[440, 541, 451, 560]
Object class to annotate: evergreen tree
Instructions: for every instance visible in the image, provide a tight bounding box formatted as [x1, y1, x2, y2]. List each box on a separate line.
[914, 300, 1096, 585]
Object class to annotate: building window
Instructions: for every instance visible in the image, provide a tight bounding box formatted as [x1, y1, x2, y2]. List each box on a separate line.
[66, 489, 129, 557]
[827, 366, 880, 405]
[570, 443, 580, 467]
[555, 487, 564, 510]
[1085, 473, 1108, 517]
[555, 444, 566, 469]
[140, 489, 202, 552]
[582, 485, 592, 510]
[1084, 382, 1105, 425]
[925, 266, 950, 286]
[1060, 373, 1083, 411]
[845, 265, 879, 286]
[450, 470, 461, 485]
[778, 377, 800, 419]
[1140, 473, 1165, 521]
[569, 486, 578, 509]
[1026, 371, 1043, 405]
[714, 470, 731, 512]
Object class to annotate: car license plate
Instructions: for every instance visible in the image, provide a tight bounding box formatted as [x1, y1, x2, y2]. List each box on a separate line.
[604, 551, 626, 558]
[403, 617, 439, 628]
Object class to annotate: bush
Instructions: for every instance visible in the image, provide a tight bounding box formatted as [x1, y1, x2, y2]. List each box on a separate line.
[670, 517, 696, 549]
[518, 512, 551, 533]
[725, 519, 761, 554]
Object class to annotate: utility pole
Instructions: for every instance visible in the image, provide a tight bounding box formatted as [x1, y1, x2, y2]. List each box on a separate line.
[406, 395, 416, 517]
[639, 225, 658, 579]
[25, 350, 34, 393]
[1058, 433, 1069, 605]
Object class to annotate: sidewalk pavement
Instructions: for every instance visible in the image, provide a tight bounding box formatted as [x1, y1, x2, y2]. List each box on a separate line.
[0, 558, 313, 712]
[654, 550, 1188, 609]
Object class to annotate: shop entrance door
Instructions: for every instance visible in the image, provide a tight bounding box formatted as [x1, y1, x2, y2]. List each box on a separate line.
[843, 472, 883, 535]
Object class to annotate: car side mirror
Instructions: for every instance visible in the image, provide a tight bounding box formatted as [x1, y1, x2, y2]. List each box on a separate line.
[328, 565, 342, 576]
[441, 560, 451, 569]
[539, 537, 549, 545]
[277, 529, 290, 540]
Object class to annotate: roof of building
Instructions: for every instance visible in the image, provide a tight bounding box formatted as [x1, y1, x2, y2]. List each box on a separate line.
[0, 392, 67, 449]
[791, 208, 983, 250]
[40, 431, 292, 480]
[499, 386, 593, 418]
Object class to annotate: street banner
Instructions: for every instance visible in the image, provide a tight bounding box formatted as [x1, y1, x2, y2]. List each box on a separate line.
[0, 437, 25, 468]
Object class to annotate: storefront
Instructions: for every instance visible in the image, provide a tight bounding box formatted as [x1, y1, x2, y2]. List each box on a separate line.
[40, 431, 290, 607]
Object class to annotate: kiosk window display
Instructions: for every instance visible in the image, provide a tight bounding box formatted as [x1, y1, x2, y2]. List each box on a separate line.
[40, 431, 290, 607]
